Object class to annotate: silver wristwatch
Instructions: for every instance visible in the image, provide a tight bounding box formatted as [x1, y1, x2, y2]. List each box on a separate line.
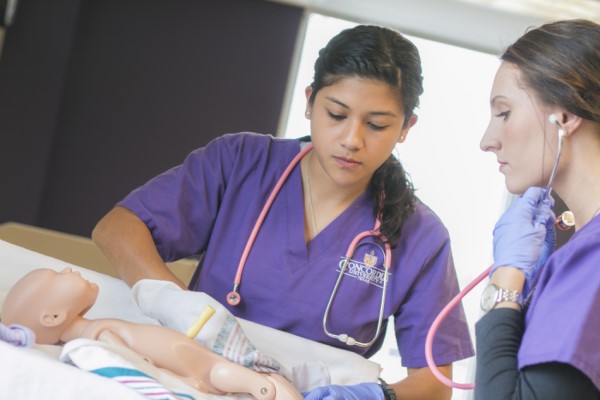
[480, 283, 521, 312]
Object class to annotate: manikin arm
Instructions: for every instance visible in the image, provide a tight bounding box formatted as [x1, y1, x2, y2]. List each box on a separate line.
[97, 328, 207, 390]
[210, 362, 303, 400]
[89, 322, 301, 400]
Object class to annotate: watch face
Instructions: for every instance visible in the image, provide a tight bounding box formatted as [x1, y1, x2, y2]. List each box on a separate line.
[480, 284, 497, 311]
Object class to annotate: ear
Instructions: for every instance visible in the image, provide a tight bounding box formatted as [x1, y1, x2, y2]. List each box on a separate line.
[304, 86, 313, 119]
[398, 114, 418, 143]
[305, 85, 313, 101]
[554, 111, 583, 136]
[40, 310, 67, 328]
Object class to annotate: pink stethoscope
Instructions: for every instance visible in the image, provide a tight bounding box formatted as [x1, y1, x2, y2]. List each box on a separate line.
[426, 114, 574, 390]
[225, 144, 392, 347]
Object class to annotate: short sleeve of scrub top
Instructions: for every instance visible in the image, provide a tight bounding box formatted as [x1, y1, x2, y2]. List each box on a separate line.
[117, 132, 285, 261]
[519, 216, 600, 390]
[118, 132, 474, 367]
[387, 204, 473, 367]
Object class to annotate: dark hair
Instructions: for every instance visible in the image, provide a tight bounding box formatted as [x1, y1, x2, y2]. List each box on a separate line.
[309, 25, 423, 246]
[502, 19, 600, 123]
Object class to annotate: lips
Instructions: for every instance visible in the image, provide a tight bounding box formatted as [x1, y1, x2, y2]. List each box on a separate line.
[334, 155, 362, 168]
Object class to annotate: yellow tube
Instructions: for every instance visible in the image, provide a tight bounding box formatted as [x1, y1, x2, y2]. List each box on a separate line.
[185, 305, 216, 338]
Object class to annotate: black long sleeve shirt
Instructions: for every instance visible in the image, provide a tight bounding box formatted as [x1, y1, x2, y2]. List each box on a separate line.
[474, 308, 600, 400]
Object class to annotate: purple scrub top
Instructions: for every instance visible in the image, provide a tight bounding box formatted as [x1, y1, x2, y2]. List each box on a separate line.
[118, 132, 473, 367]
[519, 216, 600, 389]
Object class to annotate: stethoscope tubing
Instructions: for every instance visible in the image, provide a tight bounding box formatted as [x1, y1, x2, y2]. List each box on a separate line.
[227, 144, 314, 306]
[323, 228, 392, 347]
[425, 265, 491, 390]
[544, 115, 565, 198]
[427, 115, 566, 389]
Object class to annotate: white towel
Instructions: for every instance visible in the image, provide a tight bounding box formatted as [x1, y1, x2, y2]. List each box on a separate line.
[131, 280, 382, 392]
[131, 280, 286, 376]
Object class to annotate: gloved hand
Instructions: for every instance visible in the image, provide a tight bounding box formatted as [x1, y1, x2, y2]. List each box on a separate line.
[527, 211, 556, 292]
[492, 187, 556, 294]
[303, 382, 384, 400]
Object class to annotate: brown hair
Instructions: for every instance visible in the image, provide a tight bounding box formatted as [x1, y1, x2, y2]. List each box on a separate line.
[309, 25, 423, 246]
[502, 19, 600, 123]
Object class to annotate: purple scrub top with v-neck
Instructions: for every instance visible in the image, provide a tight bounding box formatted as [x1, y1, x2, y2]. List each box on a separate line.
[118, 132, 473, 367]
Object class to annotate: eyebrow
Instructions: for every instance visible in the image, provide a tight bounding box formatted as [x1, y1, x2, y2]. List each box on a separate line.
[490, 95, 508, 107]
[324, 96, 398, 117]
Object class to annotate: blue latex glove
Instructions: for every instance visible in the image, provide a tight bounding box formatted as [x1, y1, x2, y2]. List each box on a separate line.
[303, 383, 384, 400]
[492, 187, 556, 294]
[523, 209, 556, 296]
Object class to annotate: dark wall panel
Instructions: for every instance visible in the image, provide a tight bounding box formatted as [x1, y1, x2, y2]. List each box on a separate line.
[0, 0, 81, 226]
[0, 0, 303, 237]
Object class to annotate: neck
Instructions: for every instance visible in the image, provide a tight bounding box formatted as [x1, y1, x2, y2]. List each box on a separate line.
[304, 151, 368, 204]
[301, 150, 368, 241]
[553, 122, 600, 230]
[60, 316, 91, 343]
[303, 152, 319, 239]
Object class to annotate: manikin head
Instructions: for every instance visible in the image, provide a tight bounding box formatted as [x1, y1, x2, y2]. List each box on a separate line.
[1, 268, 99, 344]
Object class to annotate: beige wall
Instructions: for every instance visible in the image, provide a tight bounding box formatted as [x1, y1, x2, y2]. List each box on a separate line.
[0, 222, 196, 285]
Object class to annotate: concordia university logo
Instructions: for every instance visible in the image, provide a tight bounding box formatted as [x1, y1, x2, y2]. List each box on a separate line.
[338, 249, 388, 288]
[364, 251, 377, 267]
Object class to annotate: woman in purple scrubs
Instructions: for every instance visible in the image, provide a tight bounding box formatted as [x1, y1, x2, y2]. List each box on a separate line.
[477, 19, 600, 399]
[93, 24, 473, 400]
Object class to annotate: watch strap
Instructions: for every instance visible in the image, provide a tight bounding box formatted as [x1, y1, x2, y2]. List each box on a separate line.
[481, 284, 522, 312]
[497, 287, 520, 303]
[378, 378, 397, 400]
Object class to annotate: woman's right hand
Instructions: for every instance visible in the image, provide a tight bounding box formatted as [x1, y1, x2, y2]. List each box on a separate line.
[92, 206, 186, 289]
[491, 187, 556, 293]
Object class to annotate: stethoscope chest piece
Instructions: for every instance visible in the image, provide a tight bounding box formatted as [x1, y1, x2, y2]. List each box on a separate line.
[227, 290, 241, 306]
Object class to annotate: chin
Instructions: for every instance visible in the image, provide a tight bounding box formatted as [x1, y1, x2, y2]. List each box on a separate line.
[86, 283, 100, 301]
[505, 183, 528, 196]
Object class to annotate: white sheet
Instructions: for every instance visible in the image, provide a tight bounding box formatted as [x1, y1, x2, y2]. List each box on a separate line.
[0, 340, 147, 399]
[61, 338, 230, 399]
[0, 240, 381, 399]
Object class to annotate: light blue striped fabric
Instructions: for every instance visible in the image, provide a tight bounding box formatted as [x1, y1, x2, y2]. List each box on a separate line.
[92, 367, 195, 400]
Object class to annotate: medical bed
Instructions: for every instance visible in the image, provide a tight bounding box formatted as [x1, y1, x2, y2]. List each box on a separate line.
[0, 237, 380, 399]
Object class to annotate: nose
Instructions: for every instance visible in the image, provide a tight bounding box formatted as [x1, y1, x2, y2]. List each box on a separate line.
[480, 122, 501, 153]
[341, 119, 363, 151]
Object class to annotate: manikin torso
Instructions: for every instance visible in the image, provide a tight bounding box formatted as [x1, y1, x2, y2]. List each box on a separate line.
[1, 268, 301, 400]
